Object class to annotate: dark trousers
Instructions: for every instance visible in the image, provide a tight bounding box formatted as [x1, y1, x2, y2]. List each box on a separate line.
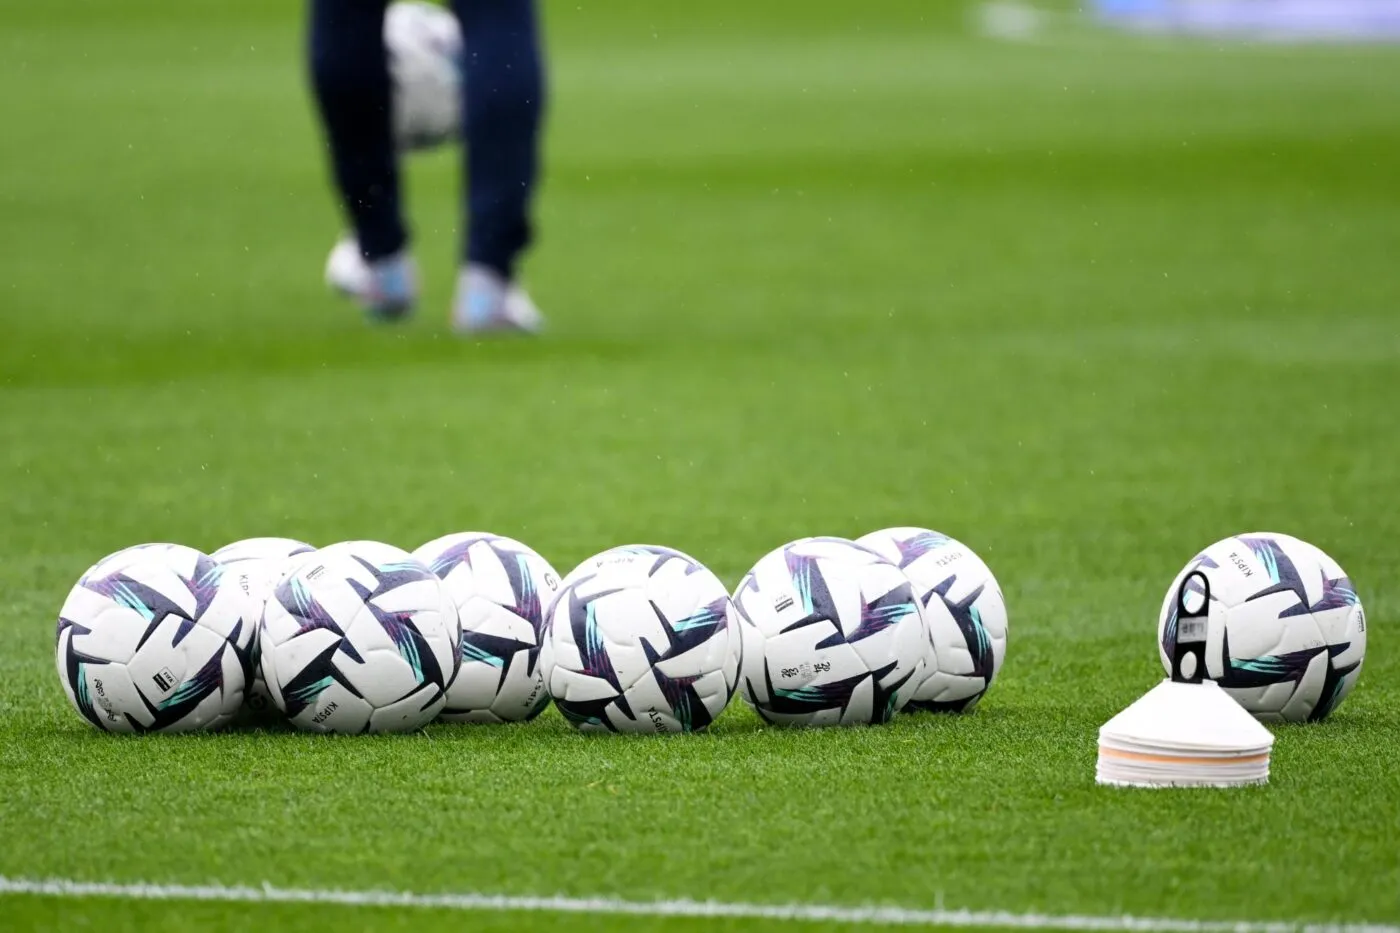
[308, 0, 544, 278]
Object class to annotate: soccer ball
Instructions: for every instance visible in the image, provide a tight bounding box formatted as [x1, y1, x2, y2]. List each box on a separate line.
[1156, 532, 1366, 723]
[412, 532, 560, 723]
[211, 537, 316, 718]
[260, 540, 461, 733]
[541, 545, 740, 733]
[55, 543, 255, 733]
[857, 528, 1008, 713]
[386, 1, 462, 151]
[734, 536, 926, 727]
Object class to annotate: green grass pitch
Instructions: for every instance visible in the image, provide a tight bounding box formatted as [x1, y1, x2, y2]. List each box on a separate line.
[2, 0, 1399, 930]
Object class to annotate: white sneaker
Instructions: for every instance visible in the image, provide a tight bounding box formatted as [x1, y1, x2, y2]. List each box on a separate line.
[324, 236, 418, 321]
[451, 263, 545, 335]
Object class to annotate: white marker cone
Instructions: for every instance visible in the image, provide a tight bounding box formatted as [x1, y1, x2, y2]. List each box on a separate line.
[1097, 679, 1274, 788]
[1098, 567, 1274, 788]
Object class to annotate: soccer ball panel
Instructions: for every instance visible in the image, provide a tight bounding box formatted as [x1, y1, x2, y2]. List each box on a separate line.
[140, 642, 244, 733]
[264, 627, 342, 717]
[446, 654, 548, 724]
[334, 638, 425, 710]
[1216, 592, 1322, 661]
[611, 664, 733, 733]
[654, 633, 729, 680]
[292, 683, 374, 734]
[759, 637, 866, 699]
[364, 576, 460, 682]
[58, 647, 143, 733]
[368, 681, 448, 733]
[550, 666, 621, 704]
[1330, 602, 1367, 691]
[212, 537, 315, 566]
[79, 543, 184, 583]
[591, 588, 674, 691]
[461, 595, 540, 649]
[58, 591, 147, 665]
[127, 619, 208, 703]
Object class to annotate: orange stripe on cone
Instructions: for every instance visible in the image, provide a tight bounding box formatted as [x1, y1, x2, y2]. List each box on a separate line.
[1099, 746, 1270, 766]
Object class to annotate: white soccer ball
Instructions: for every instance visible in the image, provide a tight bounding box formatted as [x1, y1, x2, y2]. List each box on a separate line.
[857, 527, 1008, 713]
[1157, 532, 1366, 723]
[55, 543, 255, 733]
[412, 532, 559, 723]
[260, 540, 461, 733]
[386, 1, 462, 151]
[734, 536, 927, 727]
[541, 545, 740, 734]
[211, 537, 316, 719]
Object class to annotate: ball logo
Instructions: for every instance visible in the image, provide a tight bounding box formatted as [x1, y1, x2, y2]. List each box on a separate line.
[93, 678, 119, 722]
[151, 668, 177, 693]
[933, 549, 967, 567]
[780, 660, 830, 681]
[311, 702, 338, 725]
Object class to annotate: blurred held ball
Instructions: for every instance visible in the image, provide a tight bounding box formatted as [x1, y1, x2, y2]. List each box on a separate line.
[733, 536, 927, 727]
[260, 540, 461, 734]
[1157, 532, 1366, 723]
[857, 527, 1007, 713]
[386, 0, 463, 150]
[541, 545, 740, 734]
[412, 532, 560, 723]
[211, 536, 316, 718]
[55, 543, 257, 733]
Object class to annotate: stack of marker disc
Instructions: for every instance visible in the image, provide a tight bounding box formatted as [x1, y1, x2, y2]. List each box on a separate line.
[1096, 680, 1273, 788]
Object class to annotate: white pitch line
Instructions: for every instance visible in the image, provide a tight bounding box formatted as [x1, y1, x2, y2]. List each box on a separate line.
[0, 876, 1395, 933]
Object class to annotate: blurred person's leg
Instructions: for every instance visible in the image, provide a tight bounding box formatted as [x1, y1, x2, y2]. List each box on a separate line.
[309, 0, 416, 317]
[451, 0, 546, 333]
